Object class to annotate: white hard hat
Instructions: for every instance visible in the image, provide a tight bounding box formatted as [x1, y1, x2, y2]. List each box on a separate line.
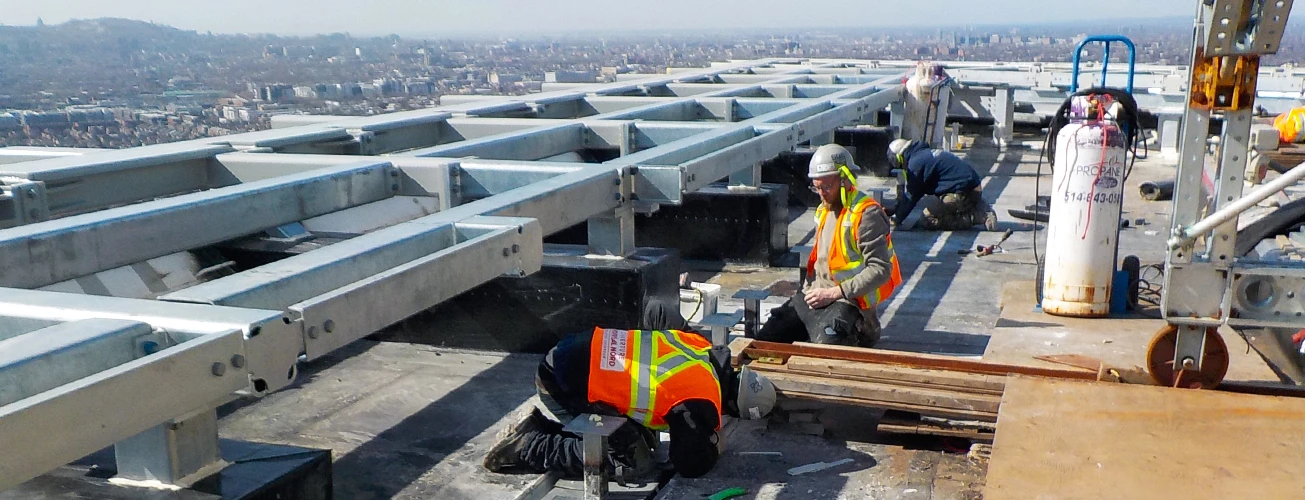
[888, 138, 913, 167]
[736, 365, 777, 420]
[808, 144, 857, 179]
[888, 138, 912, 156]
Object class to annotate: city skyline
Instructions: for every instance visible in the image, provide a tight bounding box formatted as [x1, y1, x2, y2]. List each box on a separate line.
[0, 0, 1241, 37]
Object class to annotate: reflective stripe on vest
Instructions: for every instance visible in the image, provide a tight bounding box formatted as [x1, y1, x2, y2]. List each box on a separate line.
[807, 192, 904, 309]
[587, 328, 723, 430]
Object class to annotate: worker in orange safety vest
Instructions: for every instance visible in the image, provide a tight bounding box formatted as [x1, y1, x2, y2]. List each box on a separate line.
[757, 143, 903, 348]
[483, 300, 776, 481]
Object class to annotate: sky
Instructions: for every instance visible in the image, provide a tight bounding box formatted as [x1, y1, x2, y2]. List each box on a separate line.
[0, 0, 1280, 37]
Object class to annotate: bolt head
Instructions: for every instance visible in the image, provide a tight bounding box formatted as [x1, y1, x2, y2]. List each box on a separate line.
[231, 354, 246, 368]
[307, 326, 319, 339]
[503, 247, 511, 257]
[141, 340, 160, 355]
[323, 320, 336, 333]
[1180, 357, 1196, 370]
[512, 243, 520, 254]
[211, 362, 227, 377]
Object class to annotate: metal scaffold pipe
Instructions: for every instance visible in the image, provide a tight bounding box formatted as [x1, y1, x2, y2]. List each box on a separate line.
[1169, 161, 1305, 249]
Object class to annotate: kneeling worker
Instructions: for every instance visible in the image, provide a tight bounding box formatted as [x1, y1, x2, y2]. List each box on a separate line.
[757, 144, 902, 348]
[887, 138, 999, 231]
[483, 301, 777, 480]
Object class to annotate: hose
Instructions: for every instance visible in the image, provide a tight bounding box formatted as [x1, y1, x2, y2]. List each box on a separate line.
[1139, 180, 1175, 201]
[1046, 87, 1143, 179]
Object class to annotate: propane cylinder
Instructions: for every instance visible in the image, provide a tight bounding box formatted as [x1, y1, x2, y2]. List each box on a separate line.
[1042, 96, 1128, 317]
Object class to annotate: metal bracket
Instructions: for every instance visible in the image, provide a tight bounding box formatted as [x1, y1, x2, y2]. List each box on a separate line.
[698, 309, 743, 347]
[562, 413, 627, 500]
[1203, 0, 1293, 57]
[1173, 324, 1210, 373]
[0, 178, 49, 229]
[587, 167, 636, 257]
[732, 289, 772, 339]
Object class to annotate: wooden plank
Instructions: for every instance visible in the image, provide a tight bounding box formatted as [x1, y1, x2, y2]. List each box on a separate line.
[725, 336, 756, 365]
[985, 376, 1305, 499]
[1032, 354, 1102, 372]
[727, 337, 753, 368]
[876, 420, 995, 443]
[778, 391, 998, 421]
[785, 355, 1006, 395]
[744, 340, 1098, 380]
[761, 369, 1002, 413]
[879, 411, 995, 442]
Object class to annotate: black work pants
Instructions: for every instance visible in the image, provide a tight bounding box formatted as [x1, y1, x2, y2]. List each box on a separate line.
[755, 295, 881, 348]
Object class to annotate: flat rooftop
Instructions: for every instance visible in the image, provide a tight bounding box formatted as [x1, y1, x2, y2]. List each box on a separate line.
[211, 128, 1284, 499]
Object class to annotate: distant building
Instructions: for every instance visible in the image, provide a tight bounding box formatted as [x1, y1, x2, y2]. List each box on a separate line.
[20, 111, 70, 128]
[545, 71, 598, 83]
[259, 85, 295, 102]
[403, 80, 433, 95]
[0, 113, 20, 130]
[490, 72, 523, 85]
[373, 78, 402, 96]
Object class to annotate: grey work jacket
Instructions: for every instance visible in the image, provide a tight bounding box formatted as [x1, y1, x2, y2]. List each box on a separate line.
[804, 200, 896, 312]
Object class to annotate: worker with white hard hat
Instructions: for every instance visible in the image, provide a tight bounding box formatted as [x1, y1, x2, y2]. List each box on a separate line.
[756, 144, 903, 348]
[887, 138, 998, 231]
[484, 300, 776, 481]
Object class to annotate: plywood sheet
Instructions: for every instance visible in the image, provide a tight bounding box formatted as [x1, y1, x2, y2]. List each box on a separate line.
[986, 376, 1305, 499]
[983, 281, 1280, 383]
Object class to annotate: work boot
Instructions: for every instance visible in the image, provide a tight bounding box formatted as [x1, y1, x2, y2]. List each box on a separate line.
[611, 433, 658, 485]
[974, 196, 999, 231]
[917, 214, 941, 231]
[983, 210, 999, 231]
[637, 426, 659, 452]
[483, 408, 547, 472]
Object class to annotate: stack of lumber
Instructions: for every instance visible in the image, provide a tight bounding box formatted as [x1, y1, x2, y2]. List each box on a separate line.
[735, 340, 1102, 441]
[753, 354, 1004, 422]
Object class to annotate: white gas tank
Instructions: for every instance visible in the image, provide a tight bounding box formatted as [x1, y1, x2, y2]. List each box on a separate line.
[1042, 116, 1128, 317]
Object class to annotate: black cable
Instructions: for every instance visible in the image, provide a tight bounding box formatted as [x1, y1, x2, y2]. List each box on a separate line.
[1046, 87, 1143, 177]
[1032, 129, 1050, 305]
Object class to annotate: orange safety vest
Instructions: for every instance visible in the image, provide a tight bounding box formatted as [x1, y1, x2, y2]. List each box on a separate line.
[587, 327, 723, 431]
[807, 191, 903, 309]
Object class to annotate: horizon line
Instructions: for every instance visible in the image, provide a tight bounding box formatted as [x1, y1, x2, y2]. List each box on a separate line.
[0, 14, 1216, 40]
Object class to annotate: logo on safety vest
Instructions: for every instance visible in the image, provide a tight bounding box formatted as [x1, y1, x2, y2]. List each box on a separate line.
[600, 329, 628, 372]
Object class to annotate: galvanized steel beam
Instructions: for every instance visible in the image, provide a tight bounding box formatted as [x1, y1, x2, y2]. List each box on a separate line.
[0, 160, 398, 289]
[0, 328, 246, 491]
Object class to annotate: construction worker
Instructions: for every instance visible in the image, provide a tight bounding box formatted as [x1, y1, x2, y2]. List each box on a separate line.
[757, 144, 902, 348]
[887, 138, 999, 231]
[482, 300, 777, 480]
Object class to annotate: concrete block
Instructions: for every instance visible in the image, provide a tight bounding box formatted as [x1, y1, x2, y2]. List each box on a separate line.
[6, 440, 331, 500]
[378, 244, 681, 353]
[548, 183, 790, 265]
